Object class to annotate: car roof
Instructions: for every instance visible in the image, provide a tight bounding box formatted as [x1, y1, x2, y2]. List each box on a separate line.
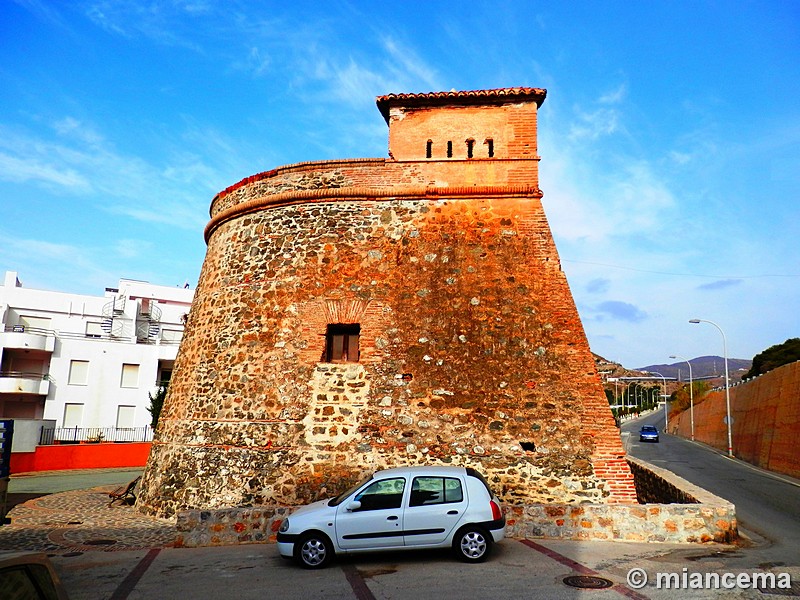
[372, 465, 468, 479]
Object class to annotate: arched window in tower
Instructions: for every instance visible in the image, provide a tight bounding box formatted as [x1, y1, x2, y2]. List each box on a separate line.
[466, 138, 475, 159]
[447, 141, 453, 158]
[484, 138, 494, 158]
[426, 139, 433, 158]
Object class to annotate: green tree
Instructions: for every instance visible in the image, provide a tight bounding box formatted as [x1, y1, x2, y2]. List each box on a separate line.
[147, 385, 167, 430]
[743, 338, 800, 379]
[669, 381, 710, 414]
[605, 388, 615, 404]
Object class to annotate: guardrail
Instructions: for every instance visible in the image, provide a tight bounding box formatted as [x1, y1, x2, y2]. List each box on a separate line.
[2, 325, 54, 336]
[0, 371, 52, 381]
[39, 426, 154, 445]
[4, 324, 182, 345]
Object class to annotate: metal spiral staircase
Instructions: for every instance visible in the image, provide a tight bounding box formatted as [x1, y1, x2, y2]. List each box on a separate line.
[101, 296, 125, 337]
[136, 297, 162, 343]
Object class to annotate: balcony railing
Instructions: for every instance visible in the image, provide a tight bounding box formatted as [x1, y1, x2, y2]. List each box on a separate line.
[0, 371, 52, 380]
[39, 426, 154, 445]
[0, 372, 52, 395]
[3, 325, 54, 336]
[0, 326, 56, 353]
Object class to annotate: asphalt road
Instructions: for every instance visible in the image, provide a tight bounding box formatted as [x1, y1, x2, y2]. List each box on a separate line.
[623, 412, 800, 569]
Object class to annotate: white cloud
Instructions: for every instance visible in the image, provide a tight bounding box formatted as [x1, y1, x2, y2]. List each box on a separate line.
[599, 83, 627, 104]
[567, 107, 620, 142]
[0, 150, 89, 189]
[53, 117, 105, 146]
[381, 37, 440, 92]
[13, 0, 70, 29]
[114, 239, 151, 259]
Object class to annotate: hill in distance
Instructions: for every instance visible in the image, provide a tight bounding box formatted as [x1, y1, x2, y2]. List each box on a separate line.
[637, 356, 752, 382]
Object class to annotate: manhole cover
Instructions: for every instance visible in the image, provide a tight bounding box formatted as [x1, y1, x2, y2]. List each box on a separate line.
[563, 575, 614, 589]
[84, 539, 116, 546]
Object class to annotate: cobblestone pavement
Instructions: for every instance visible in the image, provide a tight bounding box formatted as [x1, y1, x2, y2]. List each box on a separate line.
[0, 485, 176, 553]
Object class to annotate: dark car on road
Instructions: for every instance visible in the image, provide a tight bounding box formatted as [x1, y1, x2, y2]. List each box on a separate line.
[639, 425, 659, 443]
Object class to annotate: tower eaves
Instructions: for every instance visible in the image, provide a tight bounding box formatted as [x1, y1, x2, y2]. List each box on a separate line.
[376, 87, 547, 124]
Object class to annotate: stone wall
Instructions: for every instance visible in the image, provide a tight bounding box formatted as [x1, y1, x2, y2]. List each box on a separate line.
[174, 457, 735, 547]
[670, 361, 800, 479]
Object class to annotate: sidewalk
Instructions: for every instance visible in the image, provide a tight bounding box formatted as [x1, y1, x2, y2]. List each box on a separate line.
[1, 474, 175, 553]
[3, 478, 795, 599]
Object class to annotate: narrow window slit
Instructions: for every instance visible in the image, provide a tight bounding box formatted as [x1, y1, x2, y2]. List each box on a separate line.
[447, 141, 453, 158]
[484, 138, 494, 158]
[426, 139, 433, 158]
[466, 138, 475, 159]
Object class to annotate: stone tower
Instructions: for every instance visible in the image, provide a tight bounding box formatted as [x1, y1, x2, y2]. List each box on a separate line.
[137, 88, 636, 519]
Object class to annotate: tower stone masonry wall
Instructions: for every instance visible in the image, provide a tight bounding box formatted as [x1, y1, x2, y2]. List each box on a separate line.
[137, 88, 637, 520]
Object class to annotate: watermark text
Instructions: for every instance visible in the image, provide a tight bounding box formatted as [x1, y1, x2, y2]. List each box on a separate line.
[627, 568, 792, 590]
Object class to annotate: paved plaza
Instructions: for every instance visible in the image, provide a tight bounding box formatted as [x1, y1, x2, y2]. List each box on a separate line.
[2, 476, 176, 553]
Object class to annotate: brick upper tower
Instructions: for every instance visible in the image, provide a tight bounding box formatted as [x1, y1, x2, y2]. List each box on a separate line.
[136, 88, 636, 519]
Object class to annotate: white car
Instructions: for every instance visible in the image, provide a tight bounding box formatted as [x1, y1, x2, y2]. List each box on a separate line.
[277, 465, 506, 568]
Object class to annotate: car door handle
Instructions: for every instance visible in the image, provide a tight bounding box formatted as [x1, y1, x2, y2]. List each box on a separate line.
[387, 515, 399, 521]
[447, 510, 459, 515]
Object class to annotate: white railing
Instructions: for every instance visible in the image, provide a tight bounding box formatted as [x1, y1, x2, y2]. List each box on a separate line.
[39, 425, 154, 445]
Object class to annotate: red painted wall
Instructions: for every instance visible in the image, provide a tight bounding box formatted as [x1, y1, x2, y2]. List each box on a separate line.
[10, 443, 151, 474]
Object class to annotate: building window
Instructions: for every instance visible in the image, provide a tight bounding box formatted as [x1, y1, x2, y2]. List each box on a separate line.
[466, 138, 475, 158]
[68, 360, 89, 386]
[484, 138, 494, 158]
[63, 403, 83, 428]
[446, 141, 453, 158]
[157, 368, 173, 387]
[116, 405, 136, 428]
[19, 315, 51, 332]
[85, 322, 104, 338]
[120, 363, 140, 388]
[426, 139, 433, 158]
[324, 324, 360, 363]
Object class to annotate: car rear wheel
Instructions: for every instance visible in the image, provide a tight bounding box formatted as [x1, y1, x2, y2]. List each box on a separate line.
[453, 526, 491, 563]
[295, 532, 334, 569]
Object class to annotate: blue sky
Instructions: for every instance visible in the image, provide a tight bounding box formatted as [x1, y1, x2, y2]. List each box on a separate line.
[1, 0, 798, 368]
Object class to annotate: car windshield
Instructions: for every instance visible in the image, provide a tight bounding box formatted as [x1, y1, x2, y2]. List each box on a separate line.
[641, 426, 657, 432]
[328, 473, 374, 506]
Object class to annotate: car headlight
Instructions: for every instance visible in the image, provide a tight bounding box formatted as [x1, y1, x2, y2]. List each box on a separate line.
[278, 518, 290, 533]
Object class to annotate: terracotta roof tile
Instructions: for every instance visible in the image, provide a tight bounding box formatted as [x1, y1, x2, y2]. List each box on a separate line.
[375, 87, 547, 122]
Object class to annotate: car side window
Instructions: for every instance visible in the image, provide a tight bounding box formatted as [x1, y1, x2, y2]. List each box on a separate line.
[354, 477, 405, 511]
[409, 476, 463, 507]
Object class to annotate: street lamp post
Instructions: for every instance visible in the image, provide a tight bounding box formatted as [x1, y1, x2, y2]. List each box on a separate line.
[650, 371, 668, 432]
[670, 354, 694, 441]
[690, 319, 733, 457]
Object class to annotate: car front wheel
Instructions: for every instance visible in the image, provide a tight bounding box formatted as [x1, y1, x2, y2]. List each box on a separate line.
[454, 526, 491, 563]
[295, 532, 334, 569]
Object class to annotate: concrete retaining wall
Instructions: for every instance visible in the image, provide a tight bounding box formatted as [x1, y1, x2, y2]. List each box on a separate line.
[173, 455, 735, 547]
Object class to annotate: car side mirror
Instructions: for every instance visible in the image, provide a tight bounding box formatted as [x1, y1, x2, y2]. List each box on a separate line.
[346, 500, 362, 512]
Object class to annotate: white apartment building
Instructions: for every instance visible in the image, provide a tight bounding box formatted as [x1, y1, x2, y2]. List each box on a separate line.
[0, 271, 193, 429]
